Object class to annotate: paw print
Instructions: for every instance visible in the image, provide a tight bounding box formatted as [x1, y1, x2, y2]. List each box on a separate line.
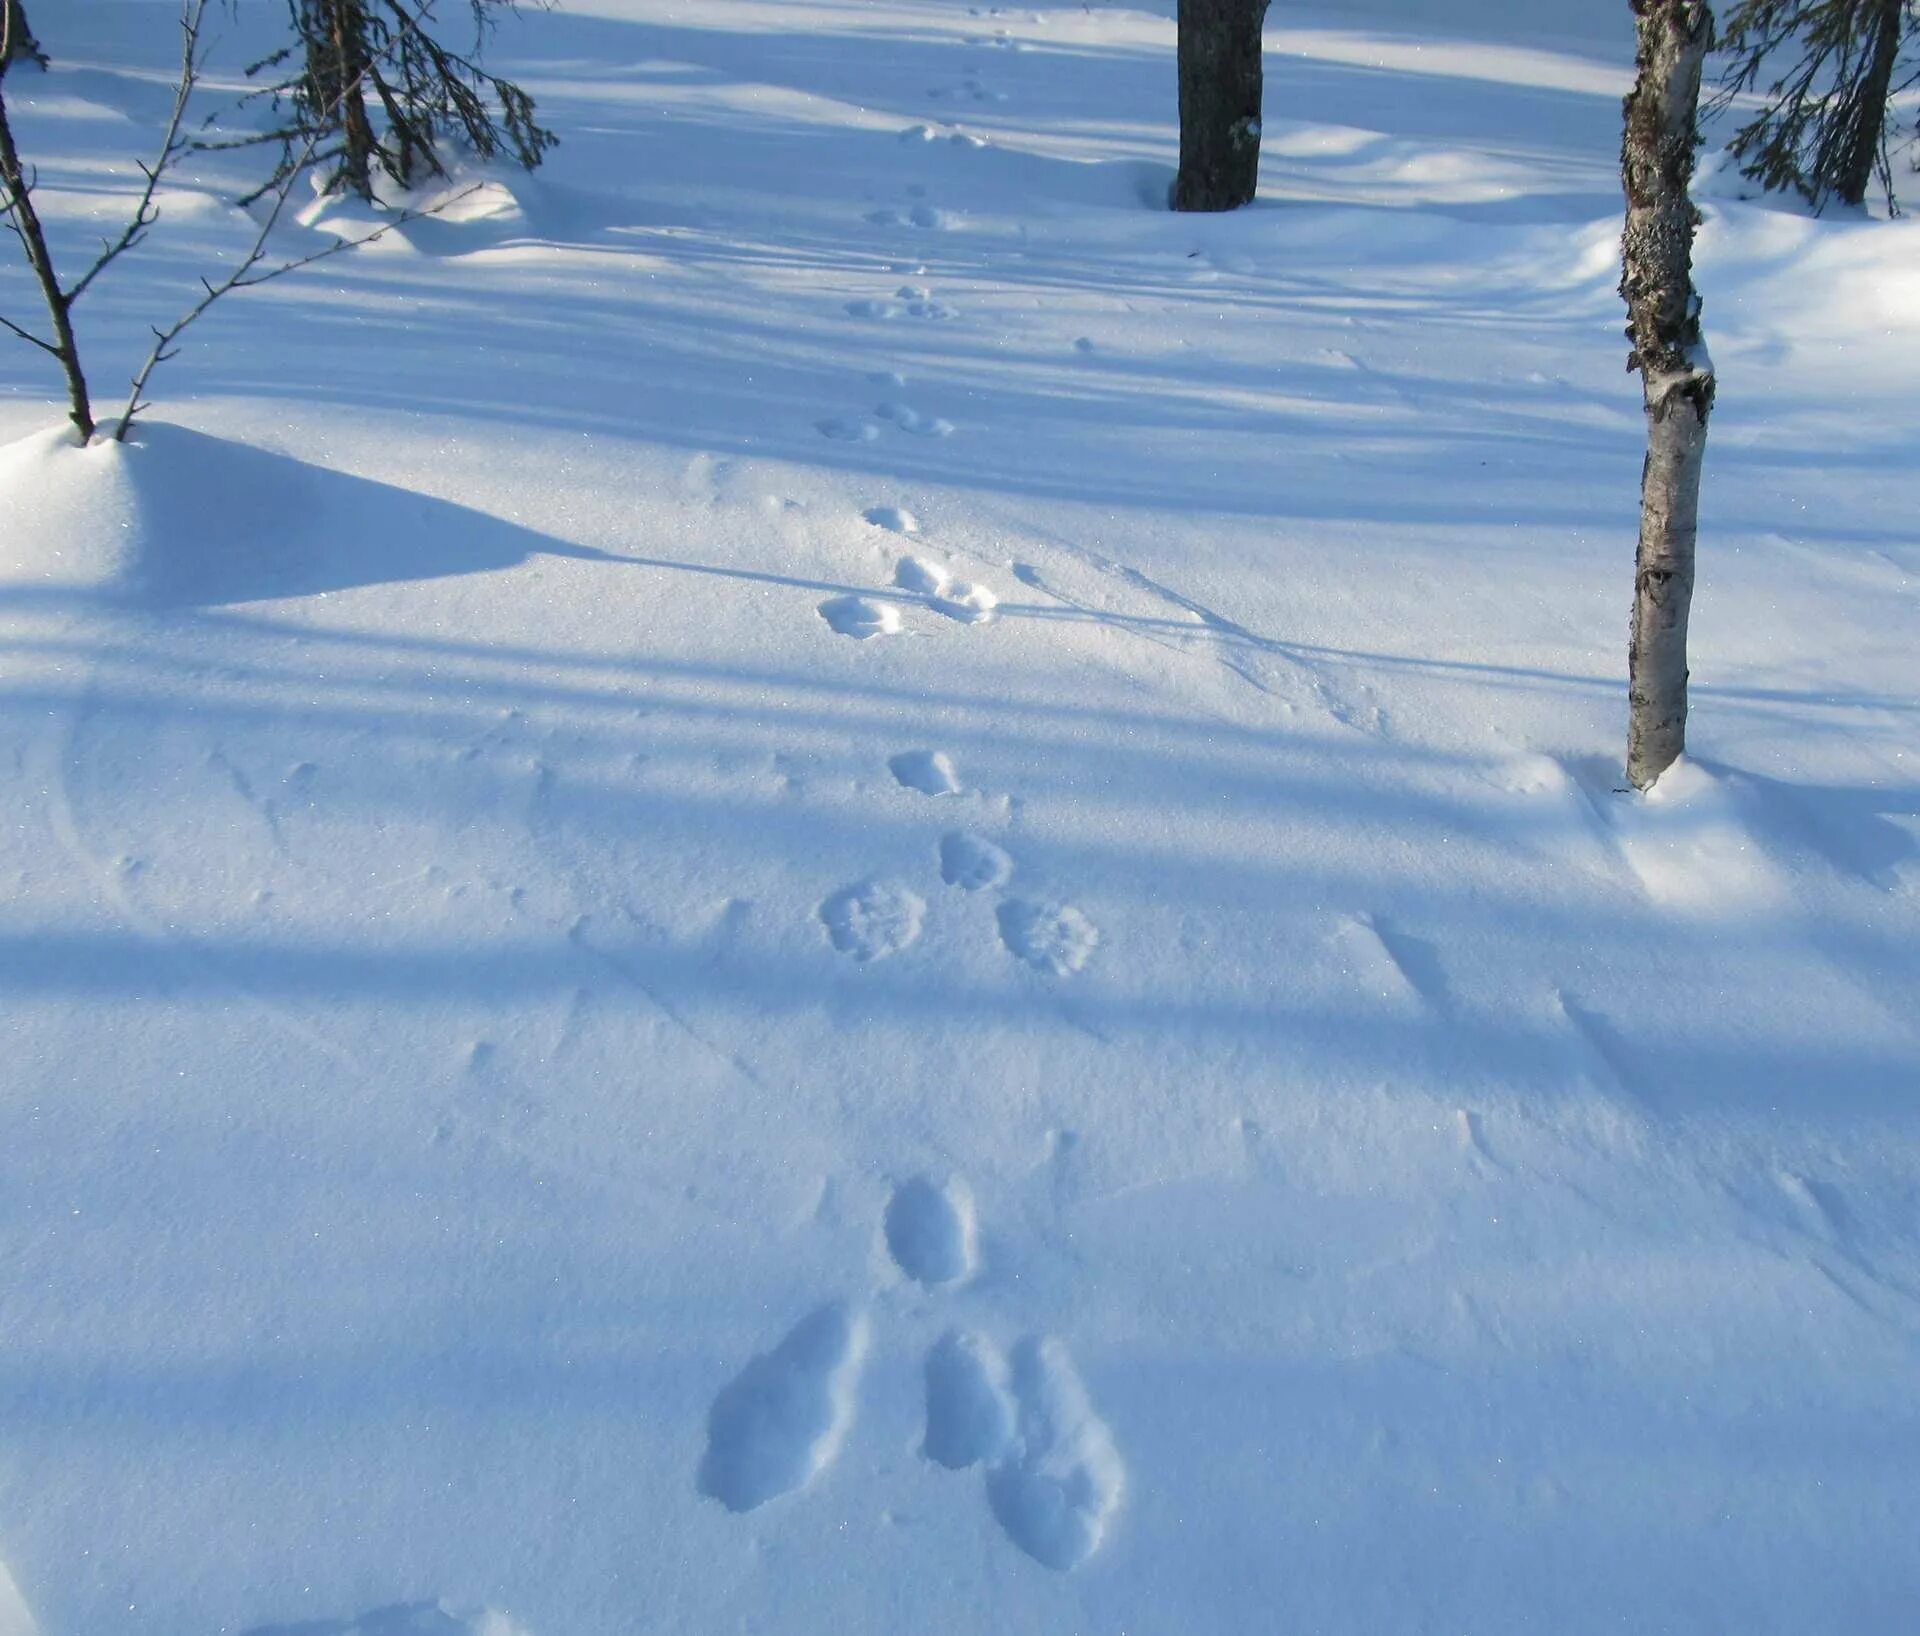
[695, 1175, 1125, 1570]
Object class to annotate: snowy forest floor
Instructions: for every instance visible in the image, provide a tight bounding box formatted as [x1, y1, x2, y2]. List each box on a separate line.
[1, 1, 1918, 1632]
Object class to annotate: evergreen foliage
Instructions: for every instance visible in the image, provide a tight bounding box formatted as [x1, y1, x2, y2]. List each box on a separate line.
[3, 0, 47, 68]
[250, 0, 557, 202]
[1714, 0, 1917, 212]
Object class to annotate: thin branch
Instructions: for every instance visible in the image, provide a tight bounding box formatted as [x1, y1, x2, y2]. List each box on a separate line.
[115, 176, 478, 437]
[0, 309, 58, 353]
[63, 0, 208, 307]
[0, 52, 97, 433]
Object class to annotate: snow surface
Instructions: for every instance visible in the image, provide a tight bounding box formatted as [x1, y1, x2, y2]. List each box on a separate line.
[2, 1, 1919, 1632]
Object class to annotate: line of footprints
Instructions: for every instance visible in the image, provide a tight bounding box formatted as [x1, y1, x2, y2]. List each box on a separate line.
[818, 748, 1098, 976]
[698, 1176, 1125, 1572]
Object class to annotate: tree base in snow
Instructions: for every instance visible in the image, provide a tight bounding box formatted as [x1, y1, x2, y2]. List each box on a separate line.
[1172, 0, 1267, 212]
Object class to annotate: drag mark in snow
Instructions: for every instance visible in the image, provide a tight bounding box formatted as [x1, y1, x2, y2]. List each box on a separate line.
[1329, 914, 1425, 1014]
[1773, 1169, 1847, 1247]
[1555, 988, 1639, 1096]
[940, 831, 1013, 891]
[923, 1329, 1015, 1469]
[1009, 550, 1372, 727]
[890, 750, 962, 796]
[885, 1175, 978, 1286]
[819, 880, 926, 961]
[997, 899, 1098, 975]
[818, 595, 902, 639]
[41, 706, 367, 1080]
[984, 1337, 1125, 1571]
[699, 1303, 867, 1513]
[1456, 1109, 1505, 1174]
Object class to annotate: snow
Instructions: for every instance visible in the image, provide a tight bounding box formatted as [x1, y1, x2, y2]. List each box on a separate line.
[2, 1, 1919, 1632]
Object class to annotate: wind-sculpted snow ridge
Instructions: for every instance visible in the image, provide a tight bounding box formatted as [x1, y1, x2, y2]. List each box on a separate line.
[242, 1606, 532, 1636]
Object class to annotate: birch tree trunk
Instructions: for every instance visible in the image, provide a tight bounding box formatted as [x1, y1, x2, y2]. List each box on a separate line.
[1621, 0, 1715, 792]
[1172, 0, 1267, 212]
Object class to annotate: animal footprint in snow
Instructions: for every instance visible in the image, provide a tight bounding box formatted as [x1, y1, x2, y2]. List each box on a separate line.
[696, 1179, 1123, 1568]
[845, 288, 958, 322]
[890, 750, 962, 796]
[934, 77, 1008, 104]
[985, 1338, 1125, 1570]
[817, 415, 880, 442]
[865, 505, 920, 535]
[818, 596, 902, 640]
[923, 1329, 1015, 1469]
[940, 831, 1013, 891]
[867, 204, 955, 230]
[885, 1174, 978, 1286]
[894, 1183, 1124, 1570]
[921, 1331, 1124, 1571]
[699, 1302, 867, 1512]
[997, 899, 1098, 975]
[820, 880, 925, 961]
[876, 401, 955, 438]
[894, 284, 957, 318]
[934, 583, 998, 623]
[893, 556, 999, 623]
[895, 556, 949, 595]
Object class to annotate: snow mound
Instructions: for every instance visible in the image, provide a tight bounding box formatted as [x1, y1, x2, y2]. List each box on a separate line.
[3, 421, 565, 607]
[1610, 758, 1788, 912]
[0, 424, 141, 594]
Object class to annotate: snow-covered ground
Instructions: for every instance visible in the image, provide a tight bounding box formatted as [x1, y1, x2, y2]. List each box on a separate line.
[3, 1, 1918, 1631]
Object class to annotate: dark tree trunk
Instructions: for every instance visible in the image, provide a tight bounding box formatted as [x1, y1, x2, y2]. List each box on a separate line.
[303, 0, 378, 199]
[1834, 0, 1902, 207]
[1172, 0, 1266, 212]
[1621, 0, 1715, 791]
[4, 0, 47, 68]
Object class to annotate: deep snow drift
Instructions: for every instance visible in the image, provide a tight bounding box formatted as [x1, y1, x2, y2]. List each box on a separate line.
[1, 2, 1918, 1633]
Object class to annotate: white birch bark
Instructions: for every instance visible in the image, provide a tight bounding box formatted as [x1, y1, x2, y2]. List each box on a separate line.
[1621, 0, 1715, 792]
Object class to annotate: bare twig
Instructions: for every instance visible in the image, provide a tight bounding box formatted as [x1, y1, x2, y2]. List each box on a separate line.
[3, 0, 485, 441]
[115, 175, 479, 437]
[63, 1, 208, 307]
[0, 51, 98, 433]
[0, 308, 57, 353]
